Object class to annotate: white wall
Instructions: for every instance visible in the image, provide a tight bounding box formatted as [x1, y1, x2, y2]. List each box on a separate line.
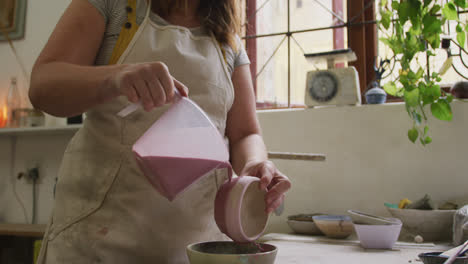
[0, 0, 71, 126]
[260, 101, 468, 233]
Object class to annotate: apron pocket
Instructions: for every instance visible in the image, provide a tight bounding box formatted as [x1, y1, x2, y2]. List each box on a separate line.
[46, 149, 122, 241]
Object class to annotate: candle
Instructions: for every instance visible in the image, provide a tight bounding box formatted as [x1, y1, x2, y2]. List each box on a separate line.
[0, 104, 7, 128]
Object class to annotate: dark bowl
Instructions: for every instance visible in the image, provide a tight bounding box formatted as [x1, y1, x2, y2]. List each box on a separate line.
[418, 252, 468, 264]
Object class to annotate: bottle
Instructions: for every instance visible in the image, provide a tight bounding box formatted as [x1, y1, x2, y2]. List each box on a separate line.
[7, 77, 21, 128]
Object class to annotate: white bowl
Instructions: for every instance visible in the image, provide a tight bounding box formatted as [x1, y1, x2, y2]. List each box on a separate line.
[354, 219, 402, 249]
[186, 241, 277, 264]
[348, 210, 401, 225]
[387, 207, 456, 241]
[287, 220, 324, 235]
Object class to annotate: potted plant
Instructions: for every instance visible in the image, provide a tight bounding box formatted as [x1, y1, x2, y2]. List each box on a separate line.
[378, 0, 468, 145]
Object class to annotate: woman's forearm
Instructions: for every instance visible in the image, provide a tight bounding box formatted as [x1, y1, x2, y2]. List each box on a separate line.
[29, 62, 126, 117]
[230, 133, 268, 175]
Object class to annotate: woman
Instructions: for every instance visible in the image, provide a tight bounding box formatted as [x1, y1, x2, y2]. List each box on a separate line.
[30, 0, 291, 263]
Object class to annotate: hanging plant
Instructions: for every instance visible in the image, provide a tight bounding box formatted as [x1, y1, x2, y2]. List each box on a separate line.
[378, 0, 468, 145]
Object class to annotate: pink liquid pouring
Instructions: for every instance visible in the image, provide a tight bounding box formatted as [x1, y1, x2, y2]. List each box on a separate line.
[133, 126, 232, 201]
[135, 155, 232, 201]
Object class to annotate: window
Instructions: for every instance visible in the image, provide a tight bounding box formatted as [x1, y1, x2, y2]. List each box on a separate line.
[242, 0, 378, 109]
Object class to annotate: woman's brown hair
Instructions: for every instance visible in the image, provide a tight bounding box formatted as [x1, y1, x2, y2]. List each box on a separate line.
[152, 0, 242, 51]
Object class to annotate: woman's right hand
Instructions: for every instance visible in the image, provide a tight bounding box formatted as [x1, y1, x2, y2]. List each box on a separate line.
[107, 62, 189, 111]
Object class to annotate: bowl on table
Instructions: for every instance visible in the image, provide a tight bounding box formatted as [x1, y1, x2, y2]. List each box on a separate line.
[348, 210, 401, 225]
[386, 207, 456, 241]
[418, 252, 468, 264]
[312, 215, 353, 239]
[287, 220, 324, 236]
[287, 213, 324, 235]
[186, 241, 277, 264]
[353, 218, 402, 249]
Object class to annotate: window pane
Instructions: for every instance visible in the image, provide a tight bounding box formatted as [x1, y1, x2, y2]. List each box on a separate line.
[255, 36, 288, 105]
[251, 0, 288, 36]
[291, 0, 348, 31]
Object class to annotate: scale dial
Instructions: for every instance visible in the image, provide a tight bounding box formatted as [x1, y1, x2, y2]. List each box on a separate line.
[308, 71, 338, 102]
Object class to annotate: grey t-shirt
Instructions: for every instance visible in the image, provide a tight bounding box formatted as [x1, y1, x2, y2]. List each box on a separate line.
[87, 0, 250, 75]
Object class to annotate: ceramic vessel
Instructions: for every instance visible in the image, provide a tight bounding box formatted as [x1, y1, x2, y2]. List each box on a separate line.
[287, 220, 324, 235]
[451, 81, 468, 99]
[365, 87, 387, 104]
[186, 241, 277, 264]
[312, 215, 353, 239]
[215, 176, 269, 242]
[387, 207, 456, 241]
[348, 210, 401, 225]
[354, 219, 402, 249]
[418, 252, 468, 264]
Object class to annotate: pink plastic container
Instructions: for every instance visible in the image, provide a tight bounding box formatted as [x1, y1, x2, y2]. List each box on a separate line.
[214, 176, 269, 243]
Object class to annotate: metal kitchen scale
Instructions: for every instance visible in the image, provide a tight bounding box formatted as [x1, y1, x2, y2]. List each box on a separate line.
[304, 49, 361, 107]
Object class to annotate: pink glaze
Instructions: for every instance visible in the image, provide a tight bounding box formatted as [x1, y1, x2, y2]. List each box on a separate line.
[135, 155, 231, 201]
[132, 97, 232, 201]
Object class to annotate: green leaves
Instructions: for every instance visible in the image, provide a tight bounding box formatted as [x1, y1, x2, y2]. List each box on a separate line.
[429, 5, 441, 15]
[378, 0, 464, 146]
[381, 10, 392, 29]
[456, 24, 466, 49]
[408, 127, 419, 143]
[431, 100, 453, 121]
[404, 89, 420, 107]
[442, 2, 458, 20]
[454, 0, 468, 8]
[422, 14, 443, 48]
[421, 83, 441, 105]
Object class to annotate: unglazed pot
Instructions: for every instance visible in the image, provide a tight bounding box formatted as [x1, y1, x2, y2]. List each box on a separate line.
[186, 241, 277, 264]
[214, 176, 269, 242]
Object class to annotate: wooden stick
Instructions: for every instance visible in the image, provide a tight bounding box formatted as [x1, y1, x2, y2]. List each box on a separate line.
[267, 152, 326, 161]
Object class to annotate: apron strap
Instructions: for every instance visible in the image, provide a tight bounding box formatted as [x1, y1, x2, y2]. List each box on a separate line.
[108, 0, 139, 65]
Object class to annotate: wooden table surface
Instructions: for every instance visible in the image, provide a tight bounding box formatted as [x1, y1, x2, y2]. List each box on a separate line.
[0, 223, 46, 237]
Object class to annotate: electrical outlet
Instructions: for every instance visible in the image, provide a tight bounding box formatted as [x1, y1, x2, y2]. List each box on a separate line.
[18, 160, 42, 184]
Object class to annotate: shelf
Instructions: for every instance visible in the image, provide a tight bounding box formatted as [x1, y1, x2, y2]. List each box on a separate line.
[0, 223, 46, 237]
[0, 125, 82, 136]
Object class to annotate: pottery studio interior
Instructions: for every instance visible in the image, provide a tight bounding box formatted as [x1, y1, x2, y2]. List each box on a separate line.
[1, 0, 468, 263]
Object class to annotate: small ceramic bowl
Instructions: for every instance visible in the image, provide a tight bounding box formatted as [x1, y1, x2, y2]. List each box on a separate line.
[214, 176, 269, 243]
[418, 252, 468, 264]
[287, 220, 324, 236]
[187, 241, 277, 264]
[354, 219, 402, 249]
[348, 210, 401, 225]
[312, 215, 354, 239]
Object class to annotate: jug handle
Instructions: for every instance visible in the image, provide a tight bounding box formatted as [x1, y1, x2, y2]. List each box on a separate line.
[117, 89, 183, 118]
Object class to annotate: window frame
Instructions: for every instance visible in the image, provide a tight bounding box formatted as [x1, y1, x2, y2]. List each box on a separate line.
[243, 0, 379, 108]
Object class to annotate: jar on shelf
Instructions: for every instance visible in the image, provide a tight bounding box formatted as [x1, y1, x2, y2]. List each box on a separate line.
[6, 77, 21, 128]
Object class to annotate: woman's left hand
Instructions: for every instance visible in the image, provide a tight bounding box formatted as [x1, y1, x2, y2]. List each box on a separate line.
[240, 160, 291, 214]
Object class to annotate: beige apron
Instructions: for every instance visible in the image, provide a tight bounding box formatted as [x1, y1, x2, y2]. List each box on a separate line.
[37, 1, 234, 263]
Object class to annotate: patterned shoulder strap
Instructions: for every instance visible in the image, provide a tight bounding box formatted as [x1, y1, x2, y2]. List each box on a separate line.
[108, 0, 139, 65]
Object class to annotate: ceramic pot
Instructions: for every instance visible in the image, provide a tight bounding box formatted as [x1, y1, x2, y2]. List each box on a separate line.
[451, 81, 468, 99]
[365, 87, 387, 104]
[214, 176, 269, 242]
[187, 241, 277, 264]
